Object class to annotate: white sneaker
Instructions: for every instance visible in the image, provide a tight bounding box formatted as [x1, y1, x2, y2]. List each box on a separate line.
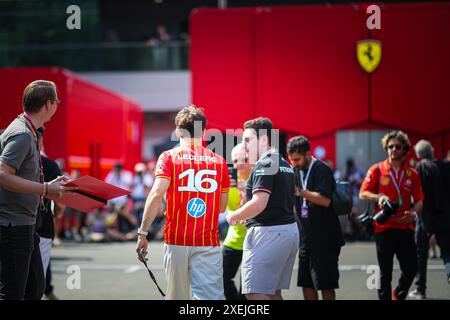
[408, 289, 426, 300]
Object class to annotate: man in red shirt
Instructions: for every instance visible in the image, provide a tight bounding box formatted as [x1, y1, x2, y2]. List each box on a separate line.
[360, 130, 424, 300]
[135, 105, 229, 300]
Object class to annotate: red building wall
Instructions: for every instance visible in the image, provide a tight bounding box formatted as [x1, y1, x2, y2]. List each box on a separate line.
[191, 2, 450, 164]
[0, 67, 143, 178]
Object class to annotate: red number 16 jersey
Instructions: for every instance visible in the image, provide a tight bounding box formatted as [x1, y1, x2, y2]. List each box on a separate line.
[155, 144, 230, 246]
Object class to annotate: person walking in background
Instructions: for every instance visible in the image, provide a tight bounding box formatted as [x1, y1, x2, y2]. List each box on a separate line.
[222, 142, 252, 300]
[287, 136, 344, 300]
[33, 127, 65, 300]
[131, 162, 154, 225]
[408, 140, 450, 299]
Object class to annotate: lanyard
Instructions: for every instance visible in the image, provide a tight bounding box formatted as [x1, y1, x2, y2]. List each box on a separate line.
[300, 157, 316, 190]
[300, 157, 316, 207]
[389, 168, 404, 206]
[18, 113, 45, 208]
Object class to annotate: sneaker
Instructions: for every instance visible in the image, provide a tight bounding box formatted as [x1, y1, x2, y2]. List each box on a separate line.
[43, 292, 59, 300]
[52, 238, 61, 247]
[392, 288, 398, 300]
[408, 289, 426, 300]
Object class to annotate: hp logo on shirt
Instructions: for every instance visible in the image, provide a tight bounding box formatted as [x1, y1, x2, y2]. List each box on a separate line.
[187, 198, 206, 218]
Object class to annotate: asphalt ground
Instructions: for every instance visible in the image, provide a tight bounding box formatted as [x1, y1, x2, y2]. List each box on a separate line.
[47, 240, 450, 300]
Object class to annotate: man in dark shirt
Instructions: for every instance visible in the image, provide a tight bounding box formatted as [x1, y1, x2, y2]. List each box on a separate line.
[227, 117, 299, 300]
[35, 127, 65, 300]
[408, 140, 450, 299]
[287, 135, 344, 300]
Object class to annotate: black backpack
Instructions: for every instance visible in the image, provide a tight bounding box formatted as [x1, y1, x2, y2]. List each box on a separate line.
[332, 180, 353, 216]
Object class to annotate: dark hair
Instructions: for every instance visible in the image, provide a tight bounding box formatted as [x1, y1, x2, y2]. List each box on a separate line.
[22, 80, 57, 114]
[175, 104, 207, 138]
[287, 135, 311, 154]
[382, 130, 411, 155]
[243, 117, 273, 146]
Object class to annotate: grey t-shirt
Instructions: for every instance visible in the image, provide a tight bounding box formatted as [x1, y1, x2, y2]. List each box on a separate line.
[0, 117, 41, 226]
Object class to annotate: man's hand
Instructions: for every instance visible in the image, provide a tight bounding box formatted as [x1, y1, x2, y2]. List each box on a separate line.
[298, 189, 309, 199]
[226, 212, 236, 226]
[136, 235, 149, 262]
[377, 194, 390, 206]
[226, 214, 246, 227]
[47, 175, 77, 198]
[395, 210, 417, 225]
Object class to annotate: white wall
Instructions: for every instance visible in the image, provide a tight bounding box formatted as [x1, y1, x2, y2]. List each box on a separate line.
[78, 71, 190, 159]
[78, 71, 191, 112]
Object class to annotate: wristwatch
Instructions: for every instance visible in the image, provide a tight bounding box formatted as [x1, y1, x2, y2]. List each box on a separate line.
[137, 228, 148, 237]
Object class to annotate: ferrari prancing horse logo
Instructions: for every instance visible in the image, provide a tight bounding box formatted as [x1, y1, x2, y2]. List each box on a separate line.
[357, 40, 382, 73]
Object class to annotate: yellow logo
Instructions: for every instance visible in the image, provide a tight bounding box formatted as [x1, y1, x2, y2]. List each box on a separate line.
[407, 170, 411, 177]
[356, 40, 382, 73]
[381, 176, 390, 186]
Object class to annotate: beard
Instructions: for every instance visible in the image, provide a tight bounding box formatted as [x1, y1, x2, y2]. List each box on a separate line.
[390, 152, 404, 161]
[301, 157, 311, 171]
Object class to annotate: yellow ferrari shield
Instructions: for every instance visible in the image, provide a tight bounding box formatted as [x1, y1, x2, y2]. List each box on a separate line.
[356, 40, 382, 73]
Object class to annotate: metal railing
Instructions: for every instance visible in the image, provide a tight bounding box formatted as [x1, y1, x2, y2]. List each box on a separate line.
[0, 41, 189, 71]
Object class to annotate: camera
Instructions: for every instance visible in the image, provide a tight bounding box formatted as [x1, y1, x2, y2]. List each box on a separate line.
[373, 199, 398, 225]
[358, 198, 399, 233]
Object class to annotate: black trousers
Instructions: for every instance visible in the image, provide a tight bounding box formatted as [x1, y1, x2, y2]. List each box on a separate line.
[0, 224, 43, 300]
[24, 233, 45, 300]
[375, 229, 417, 300]
[222, 245, 245, 300]
[414, 221, 429, 294]
[44, 261, 54, 295]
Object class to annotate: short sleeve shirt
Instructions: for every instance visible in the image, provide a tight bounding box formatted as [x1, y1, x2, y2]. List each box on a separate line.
[0, 118, 41, 226]
[360, 159, 424, 234]
[245, 150, 296, 228]
[155, 144, 230, 246]
[298, 160, 345, 252]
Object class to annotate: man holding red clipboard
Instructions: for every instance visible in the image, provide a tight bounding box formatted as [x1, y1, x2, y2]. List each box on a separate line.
[0, 80, 76, 300]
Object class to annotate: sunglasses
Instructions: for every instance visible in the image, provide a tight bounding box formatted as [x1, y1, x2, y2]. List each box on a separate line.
[387, 144, 403, 150]
[139, 249, 166, 298]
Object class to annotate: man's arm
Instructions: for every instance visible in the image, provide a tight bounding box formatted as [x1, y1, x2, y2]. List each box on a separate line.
[414, 200, 423, 216]
[139, 178, 170, 232]
[0, 161, 75, 196]
[226, 192, 269, 225]
[136, 177, 170, 260]
[220, 192, 229, 214]
[0, 161, 44, 194]
[299, 190, 331, 208]
[360, 190, 389, 206]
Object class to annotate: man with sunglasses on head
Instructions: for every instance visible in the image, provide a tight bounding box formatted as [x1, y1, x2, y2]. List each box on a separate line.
[360, 130, 424, 300]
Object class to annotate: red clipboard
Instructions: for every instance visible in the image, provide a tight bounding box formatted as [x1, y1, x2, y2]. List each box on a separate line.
[46, 175, 131, 213]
